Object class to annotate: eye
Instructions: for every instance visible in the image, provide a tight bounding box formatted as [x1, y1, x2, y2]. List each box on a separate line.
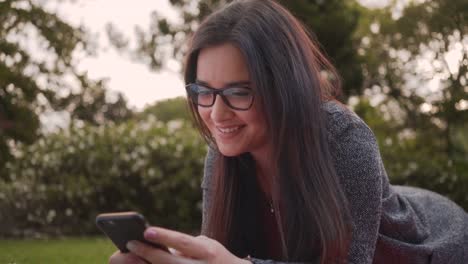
[190, 84, 211, 94]
[224, 87, 252, 97]
[197, 86, 213, 96]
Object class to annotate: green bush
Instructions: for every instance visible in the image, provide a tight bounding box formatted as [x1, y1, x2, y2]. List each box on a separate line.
[0, 117, 207, 237]
[138, 97, 192, 123]
[354, 100, 468, 211]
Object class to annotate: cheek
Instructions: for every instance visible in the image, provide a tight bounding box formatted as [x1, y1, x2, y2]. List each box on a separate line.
[247, 110, 268, 137]
[197, 107, 211, 126]
[245, 107, 265, 127]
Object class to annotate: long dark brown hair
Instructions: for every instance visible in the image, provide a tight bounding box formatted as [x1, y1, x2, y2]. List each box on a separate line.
[184, 0, 351, 263]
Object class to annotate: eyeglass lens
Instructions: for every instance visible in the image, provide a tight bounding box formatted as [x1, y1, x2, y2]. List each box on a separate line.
[187, 84, 253, 110]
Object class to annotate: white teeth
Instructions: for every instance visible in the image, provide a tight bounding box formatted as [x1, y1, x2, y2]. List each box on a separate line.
[217, 126, 241, 134]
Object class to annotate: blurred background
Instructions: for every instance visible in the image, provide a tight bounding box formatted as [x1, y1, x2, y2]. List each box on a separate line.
[0, 0, 467, 262]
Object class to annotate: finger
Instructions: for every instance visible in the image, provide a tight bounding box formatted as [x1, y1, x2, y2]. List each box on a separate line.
[169, 247, 182, 256]
[196, 235, 210, 241]
[127, 240, 192, 264]
[144, 227, 213, 259]
[109, 250, 146, 264]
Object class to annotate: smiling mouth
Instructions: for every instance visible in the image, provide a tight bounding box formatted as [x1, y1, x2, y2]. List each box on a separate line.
[216, 125, 244, 134]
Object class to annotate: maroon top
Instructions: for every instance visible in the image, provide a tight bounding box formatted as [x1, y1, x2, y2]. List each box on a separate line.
[259, 194, 283, 260]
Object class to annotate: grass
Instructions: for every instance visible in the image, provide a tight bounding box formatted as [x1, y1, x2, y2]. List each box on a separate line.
[0, 237, 117, 264]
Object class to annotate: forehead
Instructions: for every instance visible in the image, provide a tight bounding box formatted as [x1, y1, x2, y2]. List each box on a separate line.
[196, 43, 250, 87]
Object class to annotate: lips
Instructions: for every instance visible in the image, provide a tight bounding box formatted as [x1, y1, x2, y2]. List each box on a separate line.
[215, 125, 245, 137]
[217, 126, 241, 133]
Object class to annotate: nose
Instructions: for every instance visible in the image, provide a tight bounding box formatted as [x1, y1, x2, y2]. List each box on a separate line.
[210, 95, 234, 122]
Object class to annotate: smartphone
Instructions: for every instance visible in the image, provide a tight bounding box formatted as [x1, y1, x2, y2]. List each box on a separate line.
[96, 211, 169, 253]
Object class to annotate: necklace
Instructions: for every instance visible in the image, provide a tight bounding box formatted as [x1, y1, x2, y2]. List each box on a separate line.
[268, 200, 275, 214]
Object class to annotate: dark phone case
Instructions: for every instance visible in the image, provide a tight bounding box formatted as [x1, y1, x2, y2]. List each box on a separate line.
[96, 212, 168, 253]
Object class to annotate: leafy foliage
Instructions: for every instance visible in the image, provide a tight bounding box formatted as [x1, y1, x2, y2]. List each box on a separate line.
[0, 117, 206, 237]
[0, 0, 133, 168]
[355, 0, 468, 201]
[354, 99, 468, 211]
[138, 96, 192, 123]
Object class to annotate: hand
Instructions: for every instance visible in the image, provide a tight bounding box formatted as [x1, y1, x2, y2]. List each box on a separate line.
[109, 226, 251, 264]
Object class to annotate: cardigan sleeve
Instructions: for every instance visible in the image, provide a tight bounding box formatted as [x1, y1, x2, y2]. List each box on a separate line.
[200, 146, 217, 236]
[200, 106, 383, 264]
[326, 107, 383, 263]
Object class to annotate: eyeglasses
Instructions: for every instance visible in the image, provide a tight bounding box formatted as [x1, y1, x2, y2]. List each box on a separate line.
[185, 83, 254, 111]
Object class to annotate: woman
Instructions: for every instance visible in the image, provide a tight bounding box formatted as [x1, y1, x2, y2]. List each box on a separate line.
[110, 0, 468, 263]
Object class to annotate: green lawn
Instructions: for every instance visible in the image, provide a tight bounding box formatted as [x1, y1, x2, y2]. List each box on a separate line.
[0, 237, 116, 264]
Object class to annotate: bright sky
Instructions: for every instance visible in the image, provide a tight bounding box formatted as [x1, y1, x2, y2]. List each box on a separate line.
[55, 0, 185, 110]
[55, 0, 394, 110]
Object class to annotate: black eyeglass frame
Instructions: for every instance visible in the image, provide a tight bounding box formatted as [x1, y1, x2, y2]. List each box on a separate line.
[185, 83, 255, 111]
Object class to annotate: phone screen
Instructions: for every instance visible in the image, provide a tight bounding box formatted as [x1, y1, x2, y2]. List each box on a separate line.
[96, 211, 168, 253]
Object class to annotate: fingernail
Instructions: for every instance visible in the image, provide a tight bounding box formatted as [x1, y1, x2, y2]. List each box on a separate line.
[145, 228, 157, 239]
[127, 241, 137, 251]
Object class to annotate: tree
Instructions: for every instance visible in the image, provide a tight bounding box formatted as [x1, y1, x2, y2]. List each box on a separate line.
[138, 97, 191, 123]
[107, 0, 365, 99]
[358, 0, 467, 163]
[0, 0, 133, 167]
[55, 74, 133, 126]
[356, 0, 468, 206]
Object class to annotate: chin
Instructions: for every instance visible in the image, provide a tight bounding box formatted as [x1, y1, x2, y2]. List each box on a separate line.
[217, 145, 244, 157]
[218, 150, 241, 157]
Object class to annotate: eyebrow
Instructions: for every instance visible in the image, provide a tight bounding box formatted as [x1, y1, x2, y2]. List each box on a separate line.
[195, 79, 251, 88]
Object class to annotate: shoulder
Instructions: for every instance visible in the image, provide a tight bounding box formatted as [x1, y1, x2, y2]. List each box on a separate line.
[321, 100, 372, 138]
[323, 102, 385, 263]
[321, 100, 379, 156]
[321, 100, 382, 180]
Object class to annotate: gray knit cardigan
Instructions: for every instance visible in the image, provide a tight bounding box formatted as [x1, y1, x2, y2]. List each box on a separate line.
[200, 101, 468, 263]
